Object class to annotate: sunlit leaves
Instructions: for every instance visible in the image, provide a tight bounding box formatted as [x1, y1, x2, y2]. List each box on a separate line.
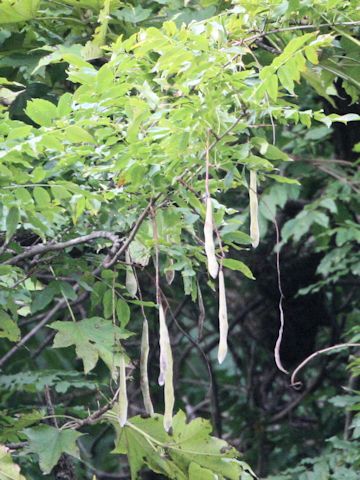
[25, 99, 58, 127]
[112, 410, 256, 480]
[0, 0, 40, 24]
[0, 445, 25, 480]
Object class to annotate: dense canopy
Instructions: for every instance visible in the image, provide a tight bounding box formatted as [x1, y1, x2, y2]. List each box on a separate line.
[0, 1, 360, 479]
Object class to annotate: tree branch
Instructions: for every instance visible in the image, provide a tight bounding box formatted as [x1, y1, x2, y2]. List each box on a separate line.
[103, 195, 162, 268]
[240, 21, 360, 45]
[4, 231, 121, 266]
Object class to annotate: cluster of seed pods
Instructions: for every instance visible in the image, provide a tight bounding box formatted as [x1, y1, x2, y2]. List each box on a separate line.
[117, 167, 260, 432]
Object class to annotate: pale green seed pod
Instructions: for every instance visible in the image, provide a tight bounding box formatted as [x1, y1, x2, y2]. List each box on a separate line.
[204, 196, 219, 278]
[217, 269, 228, 364]
[158, 303, 175, 432]
[249, 170, 260, 248]
[117, 355, 128, 427]
[140, 318, 154, 416]
[125, 250, 137, 297]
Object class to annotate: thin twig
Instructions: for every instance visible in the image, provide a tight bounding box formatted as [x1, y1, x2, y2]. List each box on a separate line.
[103, 195, 161, 268]
[240, 21, 360, 45]
[290, 343, 360, 388]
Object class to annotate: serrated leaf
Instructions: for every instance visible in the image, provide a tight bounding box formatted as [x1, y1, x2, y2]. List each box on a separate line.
[112, 411, 255, 480]
[23, 426, 82, 474]
[0, 411, 43, 443]
[0, 0, 40, 24]
[50, 317, 133, 374]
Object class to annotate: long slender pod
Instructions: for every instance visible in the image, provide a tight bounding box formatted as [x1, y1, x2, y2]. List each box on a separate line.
[117, 355, 128, 427]
[249, 170, 260, 248]
[158, 303, 175, 432]
[204, 196, 219, 278]
[125, 250, 137, 297]
[140, 318, 154, 416]
[217, 268, 228, 364]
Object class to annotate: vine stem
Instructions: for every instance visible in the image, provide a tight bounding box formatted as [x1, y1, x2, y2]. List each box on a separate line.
[290, 343, 360, 388]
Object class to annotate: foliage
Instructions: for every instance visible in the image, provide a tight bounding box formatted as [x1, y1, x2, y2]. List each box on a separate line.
[0, 444, 25, 480]
[0, 0, 360, 478]
[111, 410, 256, 479]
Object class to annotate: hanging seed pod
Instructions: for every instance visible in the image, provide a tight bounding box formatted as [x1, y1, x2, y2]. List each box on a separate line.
[204, 196, 219, 279]
[249, 170, 260, 248]
[158, 303, 175, 432]
[158, 302, 166, 388]
[140, 318, 154, 416]
[117, 355, 128, 427]
[197, 281, 205, 341]
[217, 268, 228, 364]
[125, 250, 137, 297]
[165, 259, 175, 285]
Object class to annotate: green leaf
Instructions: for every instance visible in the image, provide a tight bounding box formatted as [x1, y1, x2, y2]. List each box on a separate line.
[0, 444, 25, 480]
[116, 299, 131, 328]
[115, 5, 152, 23]
[267, 174, 300, 185]
[0, 310, 20, 342]
[112, 411, 255, 480]
[0, 0, 40, 24]
[5, 206, 20, 242]
[0, 411, 43, 443]
[25, 99, 58, 127]
[189, 462, 215, 479]
[50, 317, 133, 374]
[65, 126, 95, 144]
[267, 74, 278, 101]
[23, 426, 82, 474]
[33, 187, 51, 205]
[103, 289, 114, 319]
[304, 45, 319, 64]
[31, 287, 56, 314]
[222, 259, 255, 280]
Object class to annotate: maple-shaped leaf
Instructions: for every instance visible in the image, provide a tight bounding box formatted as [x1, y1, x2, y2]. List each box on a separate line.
[49, 317, 133, 374]
[23, 426, 82, 474]
[111, 410, 256, 480]
[0, 444, 26, 480]
[0, 0, 40, 24]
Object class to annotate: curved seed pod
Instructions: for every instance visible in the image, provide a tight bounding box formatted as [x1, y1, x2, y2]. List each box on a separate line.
[117, 355, 128, 427]
[204, 196, 219, 279]
[140, 318, 154, 416]
[158, 303, 175, 432]
[125, 250, 137, 297]
[249, 170, 260, 248]
[217, 269, 228, 364]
